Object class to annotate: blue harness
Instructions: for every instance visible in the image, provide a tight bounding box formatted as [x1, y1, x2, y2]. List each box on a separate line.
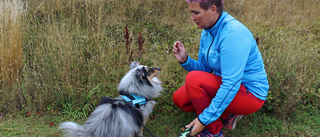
[119, 91, 149, 108]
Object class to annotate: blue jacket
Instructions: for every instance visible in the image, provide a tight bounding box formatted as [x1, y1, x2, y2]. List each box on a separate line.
[180, 12, 269, 125]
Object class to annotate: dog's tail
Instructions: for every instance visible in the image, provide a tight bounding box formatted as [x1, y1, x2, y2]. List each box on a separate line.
[59, 122, 84, 137]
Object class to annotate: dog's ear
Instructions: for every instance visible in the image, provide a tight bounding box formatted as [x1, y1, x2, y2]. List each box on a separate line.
[130, 61, 140, 69]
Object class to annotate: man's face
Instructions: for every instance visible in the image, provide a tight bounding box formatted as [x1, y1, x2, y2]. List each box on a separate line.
[189, 2, 218, 29]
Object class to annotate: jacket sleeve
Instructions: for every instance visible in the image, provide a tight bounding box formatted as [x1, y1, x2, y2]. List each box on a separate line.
[198, 29, 252, 125]
[180, 30, 212, 73]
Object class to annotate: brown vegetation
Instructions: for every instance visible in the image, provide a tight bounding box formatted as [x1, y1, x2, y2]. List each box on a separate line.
[0, 0, 319, 119]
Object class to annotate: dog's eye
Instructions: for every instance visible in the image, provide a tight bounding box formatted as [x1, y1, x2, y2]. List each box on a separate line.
[140, 71, 144, 76]
[136, 69, 145, 78]
[142, 67, 148, 73]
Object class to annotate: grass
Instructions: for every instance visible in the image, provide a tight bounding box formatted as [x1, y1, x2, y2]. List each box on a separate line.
[0, 0, 319, 136]
[0, 113, 62, 137]
[0, 0, 24, 88]
[1, 106, 319, 136]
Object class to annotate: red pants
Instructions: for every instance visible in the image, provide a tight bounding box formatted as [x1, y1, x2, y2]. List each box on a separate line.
[172, 71, 264, 134]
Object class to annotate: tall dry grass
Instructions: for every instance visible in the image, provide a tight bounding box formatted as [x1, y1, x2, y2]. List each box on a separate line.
[0, 0, 319, 118]
[0, 0, 25, 87]
[0, 0, 26, 113]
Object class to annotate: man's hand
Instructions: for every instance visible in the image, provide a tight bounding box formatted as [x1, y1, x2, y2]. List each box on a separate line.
[173, 41, 188, 63]
[186, 118, 205, 136]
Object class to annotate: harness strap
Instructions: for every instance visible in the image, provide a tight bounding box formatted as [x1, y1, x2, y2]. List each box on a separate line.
[119, 91, 135, 100]
[119, 91, 149, 108]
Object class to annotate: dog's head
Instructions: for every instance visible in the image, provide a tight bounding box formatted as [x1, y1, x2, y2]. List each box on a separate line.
[118, 61, 163, 99]
[130, 61, 161, 86]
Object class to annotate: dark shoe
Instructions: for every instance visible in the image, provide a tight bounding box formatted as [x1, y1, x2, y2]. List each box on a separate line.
[224, 114, 243, 130]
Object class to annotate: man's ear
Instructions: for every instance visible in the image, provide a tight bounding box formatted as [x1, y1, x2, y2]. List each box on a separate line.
[209, 5, 217, 15]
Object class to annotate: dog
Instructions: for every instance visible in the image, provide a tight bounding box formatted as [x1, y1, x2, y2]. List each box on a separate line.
[59, 61, 163, 137]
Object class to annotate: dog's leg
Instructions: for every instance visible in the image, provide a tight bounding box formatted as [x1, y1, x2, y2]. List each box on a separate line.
[139, 126, 144, 136]
[139, 101, 156, 136]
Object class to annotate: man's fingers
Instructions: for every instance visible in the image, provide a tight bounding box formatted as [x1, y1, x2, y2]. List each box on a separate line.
[176, 41, 182, 48]
[186, 119, 195, 128]
[173, 41, 182, 53]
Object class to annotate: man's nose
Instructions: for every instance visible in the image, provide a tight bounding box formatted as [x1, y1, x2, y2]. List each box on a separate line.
[190, 15, 195, 20]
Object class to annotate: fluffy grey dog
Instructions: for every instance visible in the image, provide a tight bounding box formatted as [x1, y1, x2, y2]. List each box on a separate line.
[59, 61, 163, 137]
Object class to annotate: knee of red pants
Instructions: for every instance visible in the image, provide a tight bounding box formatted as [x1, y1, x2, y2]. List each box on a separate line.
[172, 86, 195, 112]
[184, 71, 204, 99]
[185, 71, 201, 85]
[172, 90, 182, 108]
[185, 71, 222, 99]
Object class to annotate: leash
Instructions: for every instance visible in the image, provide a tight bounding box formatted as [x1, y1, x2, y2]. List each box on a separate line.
[139, 120, 156, 137]
[119, 91, 156, 137]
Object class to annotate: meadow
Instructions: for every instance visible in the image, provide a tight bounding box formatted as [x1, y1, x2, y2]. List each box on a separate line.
[0, 0, 319, 136]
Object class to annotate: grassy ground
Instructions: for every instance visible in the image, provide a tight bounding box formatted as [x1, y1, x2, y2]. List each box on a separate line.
[1, 0, 319, 136]
[1, 105, 319, 136]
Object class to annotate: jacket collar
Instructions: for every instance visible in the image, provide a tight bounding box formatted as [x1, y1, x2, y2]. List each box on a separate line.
[204, 11, 228, 35]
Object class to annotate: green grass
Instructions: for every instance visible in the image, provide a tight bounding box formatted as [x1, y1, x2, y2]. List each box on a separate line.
[224, 108, 320, 136]
[1, 106, 319, 136]
[0, 114, 62, 136]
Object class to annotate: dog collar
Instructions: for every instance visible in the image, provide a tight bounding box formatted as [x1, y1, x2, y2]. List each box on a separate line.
[119, 91, 149, 108]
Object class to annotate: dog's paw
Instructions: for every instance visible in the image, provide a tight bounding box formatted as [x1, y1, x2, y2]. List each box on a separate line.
[138, 132, 143, 137]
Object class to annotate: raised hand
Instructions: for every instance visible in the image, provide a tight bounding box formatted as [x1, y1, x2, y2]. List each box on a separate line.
[173, 41, 188, 63]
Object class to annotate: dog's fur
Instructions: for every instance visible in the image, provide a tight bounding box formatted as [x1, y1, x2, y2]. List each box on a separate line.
[59, 61, 163, 137]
